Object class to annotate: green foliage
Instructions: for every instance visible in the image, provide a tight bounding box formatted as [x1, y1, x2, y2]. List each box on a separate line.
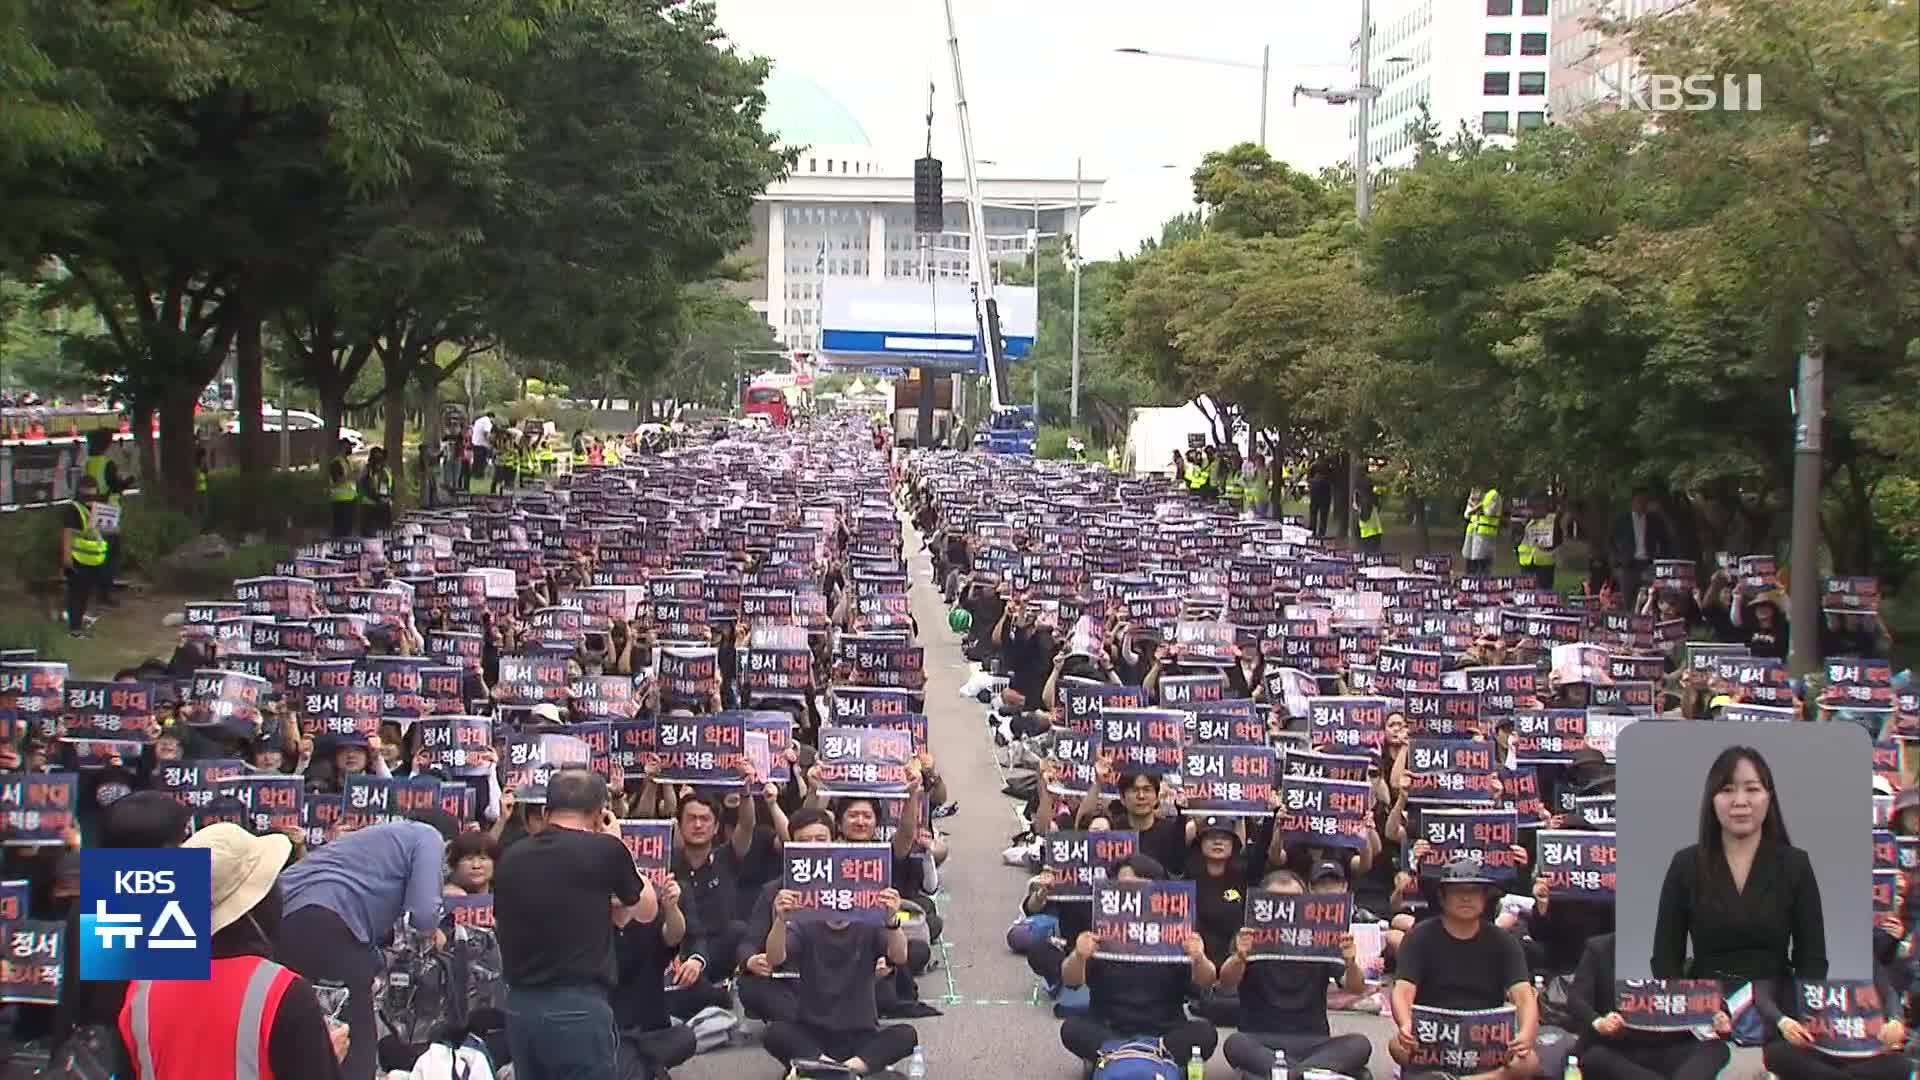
[1035, 427, 1075, 461]
[0, 509, 64, 588]
[1189, 144, 1341, 241]
[1095, 0, 1916, 582]
[203, 468, 332, 539]
[117, 496, 197, 575]
[155, 542, 288, 596]
[0, 614, 60, 657]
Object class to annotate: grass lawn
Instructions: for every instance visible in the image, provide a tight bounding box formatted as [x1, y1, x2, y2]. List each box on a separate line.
[0, 584, 188, 677]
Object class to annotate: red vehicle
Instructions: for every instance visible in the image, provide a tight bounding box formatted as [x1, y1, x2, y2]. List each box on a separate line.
[742, 385, 790, 428]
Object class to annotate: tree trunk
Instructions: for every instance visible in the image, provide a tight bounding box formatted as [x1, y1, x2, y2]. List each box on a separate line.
[1412, 495, 1431, 554]
[384, 371, 408, 494]
[234, 315, 265, 475]
[1332, 452, 1351, 538]
[157, 389, 200, 510]
[130, 397, 158, 490]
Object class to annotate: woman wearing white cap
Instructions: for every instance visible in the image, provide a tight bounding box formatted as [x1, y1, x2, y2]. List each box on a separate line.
[115, 823, 350, 1080]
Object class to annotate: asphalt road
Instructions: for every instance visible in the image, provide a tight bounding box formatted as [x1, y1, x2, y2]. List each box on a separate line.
[674, 522, 1769, 1080]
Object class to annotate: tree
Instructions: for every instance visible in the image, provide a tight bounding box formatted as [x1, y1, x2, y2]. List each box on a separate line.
[647, 282, 782, 411]
[4, 0, 538, 505]
[1189, 143, 1339, 240]
[481, 0, 791, 397]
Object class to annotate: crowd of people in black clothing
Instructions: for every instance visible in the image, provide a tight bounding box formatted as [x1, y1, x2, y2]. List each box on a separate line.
[901, 446, 1916, 1080]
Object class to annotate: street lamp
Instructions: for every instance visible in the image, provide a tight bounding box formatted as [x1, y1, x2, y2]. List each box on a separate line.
[1116, 45, 1272, 149]
[1288, 0, 1414, 538]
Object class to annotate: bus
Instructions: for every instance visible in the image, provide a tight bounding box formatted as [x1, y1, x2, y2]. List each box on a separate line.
[742, 385, 790, 428]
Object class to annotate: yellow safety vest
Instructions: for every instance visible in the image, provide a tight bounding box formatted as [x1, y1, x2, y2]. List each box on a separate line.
[69, 504, 107, 566]
[1358, 507, 1383, 539]
[1467, 488, 1502, 537]
[1222, 474, 1247, 502]
[1245, 473, 1269, 509]
[328, 458, 357, 502]
[1517, 515, 1558, 566]
[362, 467, 393, 504]
[84, 455, 120, 506]
[1184, 464, 1207, 491]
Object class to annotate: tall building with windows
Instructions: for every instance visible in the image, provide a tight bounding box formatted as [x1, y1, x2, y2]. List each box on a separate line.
[1349, 0, 1554, 173]
[1549, 0, 1692, 120]
[741, 69, 1103, 353]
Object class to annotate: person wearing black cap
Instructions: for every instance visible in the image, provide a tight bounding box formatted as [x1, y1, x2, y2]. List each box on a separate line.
[1218, 869, 1374, 1079]
[1060, 853, 1220, 1069]
[1190, 817, 1254, 966]
[1390, 858, 1540, 1080]
[1566, 932, 1732, 1080]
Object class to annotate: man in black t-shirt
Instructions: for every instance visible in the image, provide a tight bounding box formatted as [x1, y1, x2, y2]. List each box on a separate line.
[762, 884, 918, 1074]
[1080, 761, 1191, 877]
[611, 876, 697, 1076]
[1218, 869, 1374, 1078]
[495, 769, 654, 1080]
[667, 790, 765, 1017]
[1390, 858, 1540, 1080]
[1059, 854, 1220, 1068]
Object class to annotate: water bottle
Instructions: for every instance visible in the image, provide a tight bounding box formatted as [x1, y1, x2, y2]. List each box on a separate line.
[1187, 1046, 1205, 1080]
[1271, 1048, 1290, 1080]
[1565, 1055, 1583, 1080]
[906, 1044, 927, 1080]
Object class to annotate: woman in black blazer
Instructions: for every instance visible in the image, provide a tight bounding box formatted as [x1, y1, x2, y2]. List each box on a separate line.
[1650, 745, 1826, 981]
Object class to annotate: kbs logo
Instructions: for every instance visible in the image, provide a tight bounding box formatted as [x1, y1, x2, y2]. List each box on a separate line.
[78, 849, 211, 981]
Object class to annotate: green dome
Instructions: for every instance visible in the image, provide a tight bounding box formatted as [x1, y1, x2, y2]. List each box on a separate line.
[762, 68, 870, 149]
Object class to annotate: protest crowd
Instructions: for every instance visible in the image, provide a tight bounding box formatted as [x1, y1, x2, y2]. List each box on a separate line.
[0, 413, 1913, 1080]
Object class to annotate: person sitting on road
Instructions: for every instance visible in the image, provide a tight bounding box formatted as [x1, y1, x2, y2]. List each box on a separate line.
[1217, 869, 1375, 1080]
[761, 879, 918, 1076]
[1565, 932, 1732, 1080]
[1389, 857, 1541, 1080]
[1059, 853, 1220, 1070]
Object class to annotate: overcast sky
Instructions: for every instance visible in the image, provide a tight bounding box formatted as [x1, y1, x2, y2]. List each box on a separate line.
[711, 0, 1360, 260]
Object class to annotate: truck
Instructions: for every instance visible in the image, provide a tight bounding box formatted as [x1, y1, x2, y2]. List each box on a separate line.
[889, 372, 953, 448]
[985, 405, 1036, 456]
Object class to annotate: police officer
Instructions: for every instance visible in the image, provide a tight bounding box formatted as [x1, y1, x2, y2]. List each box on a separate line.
[327, 438, 358, 537]
[1220, 449, 1247, 509]
[1463, 486, 1503, 575]
[82, 429, 126, 608]
[61, 475, 109, 638]
[1517, 503, 1561, 591]
[1242, 453, 1270, 518]
[356, 447, 393, 535]
[1356, 476, 1385, 553]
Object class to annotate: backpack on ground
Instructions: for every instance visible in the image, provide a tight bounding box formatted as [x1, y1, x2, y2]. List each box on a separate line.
[1090, 1037, 1179, 1080]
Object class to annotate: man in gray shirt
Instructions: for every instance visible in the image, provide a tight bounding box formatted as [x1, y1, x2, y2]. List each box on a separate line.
[278, 810, 459, 1080]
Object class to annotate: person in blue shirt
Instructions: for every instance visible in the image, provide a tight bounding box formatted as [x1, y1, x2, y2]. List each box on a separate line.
[276, 810, 460, 1080]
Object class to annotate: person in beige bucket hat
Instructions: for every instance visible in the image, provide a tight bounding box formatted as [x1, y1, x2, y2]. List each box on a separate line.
[113, 824, 350, 1079]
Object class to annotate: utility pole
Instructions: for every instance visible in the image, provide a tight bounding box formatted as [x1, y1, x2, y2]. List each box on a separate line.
[1069, 156, 1083, 425]
[1259, 45, 1271, 150]
[1787, 302, 1825, 676]
[1295, 0, 1382, 543]
[1347, 0, 1371, 543]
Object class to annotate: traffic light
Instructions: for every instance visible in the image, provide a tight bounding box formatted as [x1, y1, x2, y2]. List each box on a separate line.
[913, 156, 943, 234]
